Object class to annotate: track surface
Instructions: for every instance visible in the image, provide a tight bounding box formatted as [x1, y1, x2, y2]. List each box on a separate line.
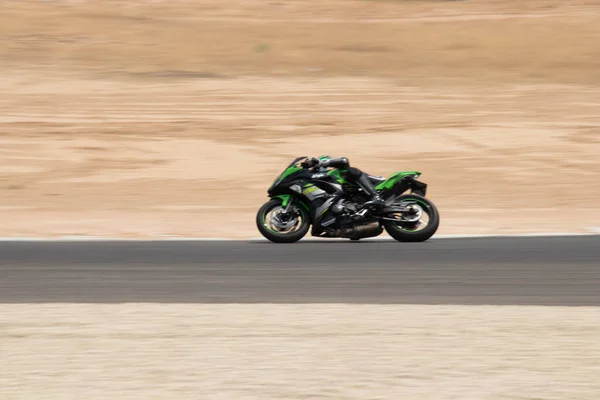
[1, 236, 599, 305]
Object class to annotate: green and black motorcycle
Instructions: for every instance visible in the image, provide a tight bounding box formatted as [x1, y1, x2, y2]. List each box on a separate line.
[256, 156, 440, 243]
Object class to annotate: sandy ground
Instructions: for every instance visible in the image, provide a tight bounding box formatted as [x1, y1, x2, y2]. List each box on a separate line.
[1, 1, 600, 238]
[1, 304, 599, 399]
[2, 4, 599, 398]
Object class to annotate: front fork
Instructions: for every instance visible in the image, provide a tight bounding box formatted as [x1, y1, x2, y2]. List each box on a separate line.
[273, 194, 292, 209]
[283, 199, 293, 213]
[272, 194, 309, 213]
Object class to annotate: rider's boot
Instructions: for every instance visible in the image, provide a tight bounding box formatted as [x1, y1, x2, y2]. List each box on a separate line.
[356, 173, 385, 209]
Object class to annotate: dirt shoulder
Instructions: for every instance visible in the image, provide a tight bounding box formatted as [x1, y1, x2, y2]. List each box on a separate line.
[0, 1, 599, 238]
[2, 304, 599, 399]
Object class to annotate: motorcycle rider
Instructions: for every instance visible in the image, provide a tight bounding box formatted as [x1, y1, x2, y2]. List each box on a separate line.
[302, 156, 385, 209]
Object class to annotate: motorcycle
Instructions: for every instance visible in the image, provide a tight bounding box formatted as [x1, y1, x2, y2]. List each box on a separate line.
[256, 156, 440, 243]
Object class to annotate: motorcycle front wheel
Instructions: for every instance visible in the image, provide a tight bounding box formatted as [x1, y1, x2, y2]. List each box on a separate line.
[256, 199, 310, 243]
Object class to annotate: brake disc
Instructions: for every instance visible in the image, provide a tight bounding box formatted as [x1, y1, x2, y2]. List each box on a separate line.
[401, 204, 423, 223]
[271, 209, 299, 230]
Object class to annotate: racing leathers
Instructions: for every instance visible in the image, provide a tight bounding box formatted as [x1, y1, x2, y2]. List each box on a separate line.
[303, 156, 385, 209]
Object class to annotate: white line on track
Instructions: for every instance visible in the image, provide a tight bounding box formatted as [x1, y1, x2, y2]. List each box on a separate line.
[0, 231, 598, 242]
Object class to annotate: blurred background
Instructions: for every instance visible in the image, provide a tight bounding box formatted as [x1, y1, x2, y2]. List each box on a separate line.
[2, 2, 600, 400]
[1, 0, 599, 237]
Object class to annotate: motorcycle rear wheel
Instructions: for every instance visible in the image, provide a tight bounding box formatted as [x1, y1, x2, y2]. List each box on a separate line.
[382, 194, 440, 242]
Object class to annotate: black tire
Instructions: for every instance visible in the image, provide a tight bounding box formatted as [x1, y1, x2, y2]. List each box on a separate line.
[382, 194, 440, 242]
[256, 199, 310, 243]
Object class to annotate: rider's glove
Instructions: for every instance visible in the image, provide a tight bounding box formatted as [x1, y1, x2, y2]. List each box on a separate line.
[303, 157, 321, 169]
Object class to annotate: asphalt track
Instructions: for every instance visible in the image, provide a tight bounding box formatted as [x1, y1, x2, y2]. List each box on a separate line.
[0, 235, 599, 305]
